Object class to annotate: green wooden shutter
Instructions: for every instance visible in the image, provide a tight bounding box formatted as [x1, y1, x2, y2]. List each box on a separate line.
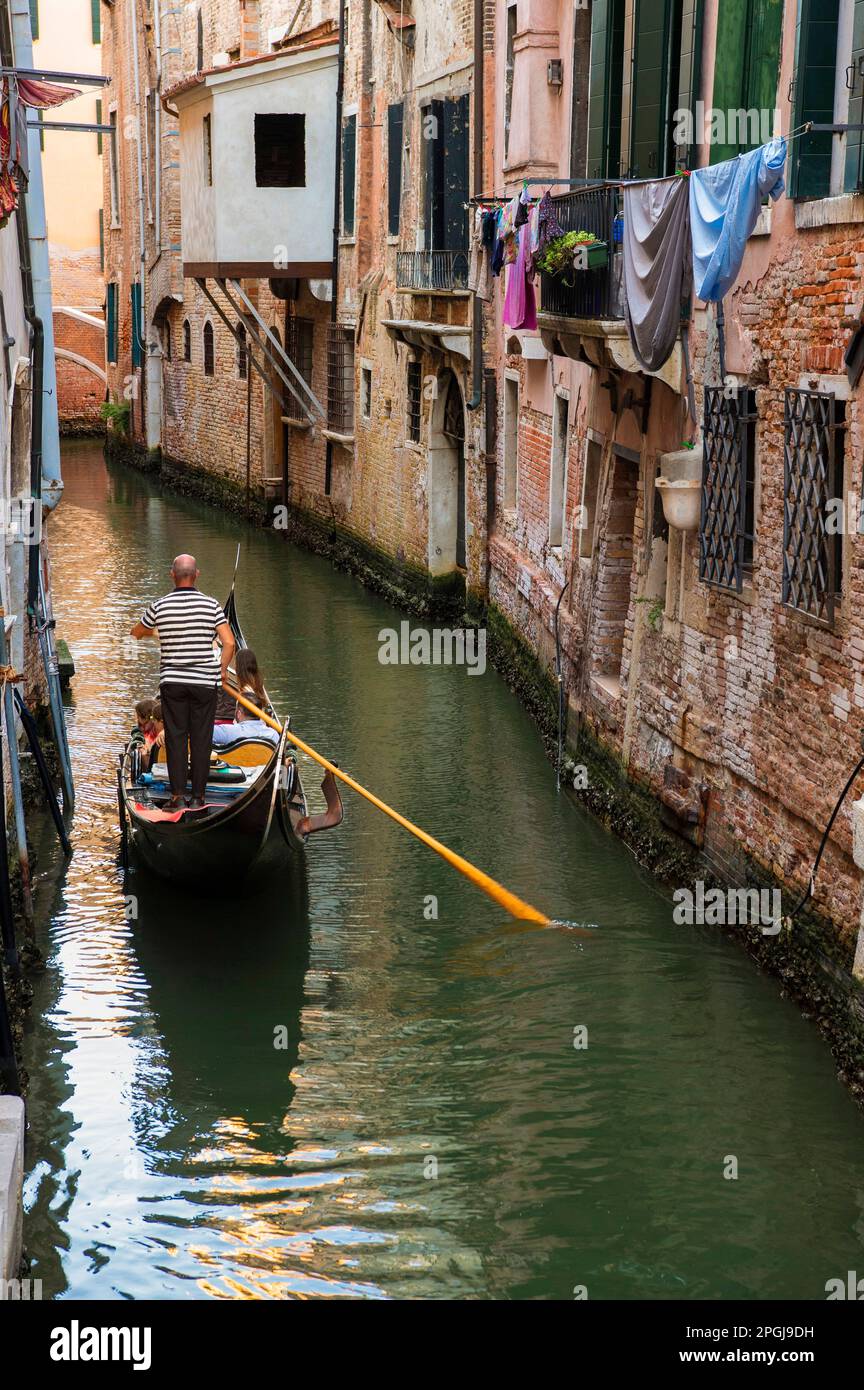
[587, 0, 624, 179]
[845, 0, 864, 191]
[95, 98, 103, 154]
[630, 0, 673, 178]
[342, 113, 356, 235]
[676, 0, 704, 167]
[91, 0, 101, 44]
[131, 282, 143, 367]
[29, 0, 38, 40]
[744, 0, 783, 132]
[106, 282, 117, 365]
[387, 102, 403, 236]
[442, 94, 469, 252]
[790, 0, 840, 198]
[712, 0, 783, 164]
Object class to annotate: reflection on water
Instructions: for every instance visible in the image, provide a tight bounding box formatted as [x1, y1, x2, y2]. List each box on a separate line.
[21, 441, 864, 1299]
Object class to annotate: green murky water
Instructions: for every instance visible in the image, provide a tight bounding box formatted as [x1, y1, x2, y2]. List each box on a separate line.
[20, 440, 864, 1299]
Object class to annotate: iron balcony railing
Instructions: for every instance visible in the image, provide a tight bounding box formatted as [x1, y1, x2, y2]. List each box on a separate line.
[396, 249, 470, 293]
[538, 184, 624, 321]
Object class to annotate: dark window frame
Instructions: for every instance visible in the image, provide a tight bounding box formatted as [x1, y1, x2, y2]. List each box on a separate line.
[254, 112, 306, 189]
[782, 387, 846, 625]
[203, 320, 215, 376]
[406, 359, 422, 442]
[699, 385, 758, 593]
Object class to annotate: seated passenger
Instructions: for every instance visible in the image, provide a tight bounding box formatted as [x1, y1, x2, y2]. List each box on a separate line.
[212, 648, 279, 746]
[131, 698, 166, 769]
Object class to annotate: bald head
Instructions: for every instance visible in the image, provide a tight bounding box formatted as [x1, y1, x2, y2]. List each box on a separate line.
[171, 554, 199, 587]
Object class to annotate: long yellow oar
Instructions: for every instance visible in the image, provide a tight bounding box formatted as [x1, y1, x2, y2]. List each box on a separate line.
[224, 682, 551, 925]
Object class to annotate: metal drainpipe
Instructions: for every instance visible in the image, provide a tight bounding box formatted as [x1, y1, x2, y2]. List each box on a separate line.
[129, 0, 147, 429]
[466, 0, 484, 412]
[325, 0, 347, 495]
[154, 0, 162, 250]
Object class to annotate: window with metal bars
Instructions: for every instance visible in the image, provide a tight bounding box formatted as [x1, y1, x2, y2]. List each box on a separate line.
[203, 321, 214, 376]
[782, 388, 845, 624]
[285, 315, 314, 386]
[182, 319, 191, 362]
[327, 325, 355, 435]
[236, 325, 247, 379]
[699, 386, 757, 593]
[406, 360, 422, 442]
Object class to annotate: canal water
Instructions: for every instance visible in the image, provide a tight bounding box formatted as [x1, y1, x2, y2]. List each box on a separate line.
[20, 439, 864, 1300]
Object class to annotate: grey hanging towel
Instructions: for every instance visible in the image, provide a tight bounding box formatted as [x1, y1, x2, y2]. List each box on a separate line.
[622, 176, 691, 373]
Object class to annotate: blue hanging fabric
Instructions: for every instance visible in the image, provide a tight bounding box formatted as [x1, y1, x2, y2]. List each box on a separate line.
[689, 138, 787, 303]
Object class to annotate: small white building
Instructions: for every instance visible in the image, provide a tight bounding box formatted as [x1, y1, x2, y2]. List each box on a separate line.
[169, 32, 338, 279]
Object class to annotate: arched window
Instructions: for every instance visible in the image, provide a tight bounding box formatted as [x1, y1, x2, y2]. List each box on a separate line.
[182, 319, 191, 362]
[203, 321, 214, 376]
[236, 325, 247, 380]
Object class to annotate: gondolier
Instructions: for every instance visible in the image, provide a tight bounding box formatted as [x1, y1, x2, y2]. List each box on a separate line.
[130, 554, 235, 810]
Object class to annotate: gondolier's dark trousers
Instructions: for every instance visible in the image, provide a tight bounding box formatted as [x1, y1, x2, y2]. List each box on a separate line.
[160, 682, 218, 800]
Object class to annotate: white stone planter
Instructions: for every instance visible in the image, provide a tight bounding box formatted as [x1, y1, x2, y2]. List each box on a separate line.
[656, 478, 701, 532]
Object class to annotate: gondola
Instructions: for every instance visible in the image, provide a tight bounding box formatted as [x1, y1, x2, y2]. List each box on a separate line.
[117, 586, 310, 887]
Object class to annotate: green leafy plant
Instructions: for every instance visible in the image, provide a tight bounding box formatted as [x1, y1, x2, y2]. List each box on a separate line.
[535, 229, 598, 278]
[636, 595, 665, 631]
[100, 400, 131, 436]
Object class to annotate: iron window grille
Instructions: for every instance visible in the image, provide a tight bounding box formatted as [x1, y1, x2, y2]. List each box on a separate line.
[406, 360, 422, 442]
[327, 324, 355, 435]
[699, 386, 757, 592]
[782, 388, 845, 626]
[203, 321, 214, 376]
[285, 315, 314, 387]
[236, 325, 247, 379]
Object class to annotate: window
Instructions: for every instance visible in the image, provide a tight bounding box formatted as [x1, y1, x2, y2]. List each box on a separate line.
[203, 321, 214, 376]
[586, 0, 625, 178]
[422, 95, 469, 252]
[203, 113, 213, 186]
[254, 113, 305, 188]
[790, 0, 864, 196]
[360, 366, 372, 420]
[131, 283, 143, 368]
[699, 387, 758, 592]
[29, 0, 38, 40]
[327, 324, 355, 435]
[712, 0, 783, 164]
[182, 318, 191, 362]
[387, 102, 404, 235]
[91, 0, 100, 44]
[782, 389, 846, 624]
[286, 315, 314, 386]
[407, 360, 422, 442]
[236, 325, 247, 379]
[579, 440, 602, 559]
[342, 113, 357, 234]
[505, 3, 517, 156]
[503, 375, 519, 509]
[549, 393, 569, 549]
[108, 109, 120, 225]
[106, 282, 118, 365]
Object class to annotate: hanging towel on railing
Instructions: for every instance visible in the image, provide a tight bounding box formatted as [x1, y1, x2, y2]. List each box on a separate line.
[689, 138, 786, 303]
[622, 175, 691, 372]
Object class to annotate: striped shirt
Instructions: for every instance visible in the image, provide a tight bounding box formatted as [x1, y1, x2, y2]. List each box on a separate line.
[141, 588, 228, 687]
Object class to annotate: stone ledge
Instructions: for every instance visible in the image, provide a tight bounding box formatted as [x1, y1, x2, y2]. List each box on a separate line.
[794, 192, 864, 230]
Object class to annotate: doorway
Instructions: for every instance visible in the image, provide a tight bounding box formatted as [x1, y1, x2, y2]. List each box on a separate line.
[427, 369, 466, 575]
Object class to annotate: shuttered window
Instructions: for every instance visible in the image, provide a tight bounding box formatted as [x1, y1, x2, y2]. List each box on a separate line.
[675, 0, 704, 167]
[845, 0, 864, 191]
[712, 0, 783, 164]
[789, 0, 840, 197]
[131, 283, 144, 368]
[423, 95, 469, 252]
[29, 0, 38, 40]
[630, 0, 676, 178]
[387, 102, 403, 236]
[106, 282, 118, 365]
[586, 0, 625, 178]
[91, 0, 101, 44]
[342, 113, 357, 235]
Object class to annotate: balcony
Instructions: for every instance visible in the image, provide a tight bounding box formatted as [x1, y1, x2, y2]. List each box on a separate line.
[396, 250, 470, 294]
[538, 185, 623, 322]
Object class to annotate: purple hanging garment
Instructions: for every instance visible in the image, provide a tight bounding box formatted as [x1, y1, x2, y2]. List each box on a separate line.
[503, 223, 537, 331]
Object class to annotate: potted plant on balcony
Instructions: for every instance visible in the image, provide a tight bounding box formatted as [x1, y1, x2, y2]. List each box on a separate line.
[535, 230, 608, 282]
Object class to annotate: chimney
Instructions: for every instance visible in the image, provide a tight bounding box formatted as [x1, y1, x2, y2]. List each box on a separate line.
[239, 0, 262, 61]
